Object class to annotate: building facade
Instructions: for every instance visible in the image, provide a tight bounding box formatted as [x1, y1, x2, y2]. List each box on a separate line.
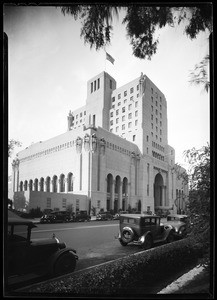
[11, 71, 188, 215]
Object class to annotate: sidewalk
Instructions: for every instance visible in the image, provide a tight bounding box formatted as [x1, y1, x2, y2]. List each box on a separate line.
[158, 265, 211, 295]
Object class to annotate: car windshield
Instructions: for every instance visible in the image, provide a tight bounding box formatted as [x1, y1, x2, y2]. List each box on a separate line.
[8, 224, 29, 241]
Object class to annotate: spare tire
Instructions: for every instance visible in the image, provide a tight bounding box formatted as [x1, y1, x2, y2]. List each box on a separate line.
[121, 227, 134, 243]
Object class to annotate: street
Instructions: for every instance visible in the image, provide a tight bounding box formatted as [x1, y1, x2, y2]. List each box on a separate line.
[31, 220, 143, 271]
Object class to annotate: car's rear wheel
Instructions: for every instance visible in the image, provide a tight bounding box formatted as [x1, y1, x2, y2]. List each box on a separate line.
[166, 232, 175, 243]
[54, 252, 76, 276]
[142, 234, 153, 250]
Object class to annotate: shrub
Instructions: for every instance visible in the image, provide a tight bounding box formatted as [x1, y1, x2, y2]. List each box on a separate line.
[21, 238, 204, 295]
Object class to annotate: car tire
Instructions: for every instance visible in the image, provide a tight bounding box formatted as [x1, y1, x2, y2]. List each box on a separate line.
[166, 232, 175, 243]
[121, 227, 134, 243]
[54, 252, 76, 276]
[142, 234, 153, 250]
[119, 239, 128, 246]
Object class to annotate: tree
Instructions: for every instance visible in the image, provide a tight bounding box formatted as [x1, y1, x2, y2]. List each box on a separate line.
[60, 4, 212, 59]
[8, 139, 22, 158]
[189, 55, 210, 93]
[183, 144, 210, 267]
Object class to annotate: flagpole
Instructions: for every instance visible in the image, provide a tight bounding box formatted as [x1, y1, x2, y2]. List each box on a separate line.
[104, 48, 106, 72]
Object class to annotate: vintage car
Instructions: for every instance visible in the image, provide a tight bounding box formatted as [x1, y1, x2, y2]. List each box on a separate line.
[40, 211, 71, 223]
[96, 211, 113, 221]
[74, 211, 91, 222]
[117, 214, 175, 249]
[6, 217, 78, 288]
[162, 214, 189, 239]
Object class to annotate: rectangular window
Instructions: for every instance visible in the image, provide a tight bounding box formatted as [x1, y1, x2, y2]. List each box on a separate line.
[118, 102, 121, 106]
[133, 135, 136, 141]
[116, 109, 119, 115]
[118, 93, 121, 99]
[47, 198, 51, 208]
[124, 99, 127, 104]
[151, 105, 153, 111]
[91, 82, 93, 93]
[130, 87, 134, 93]
[80, 112, 82, 117]
[124, 90, 127, 96]
[116, 118, 119, 124]
[156, 118, 158, 123]
[160, 121, 162, 126]
[160, 104, 162, 110]
[122, 124, 125, 130]
[146, 135, 149, 142]
[151, 88, 153, 94]
[135, 110, 138, 117]
[135, 120, 138, 126]
[137, 84, 139, 90]
[128, 122, 132, 128]
[122, 107, 125, 113]
[110, 112, 113, 117]
[160, 113, 162, 118]
[151, 114, 153, 120]
[76, 199, 79, 212]
[84, 111, 86, 115]
[110, 120, 113, 126]
[128, 104, 132, 110]
[97, 78, 100, 89]
[151, 96, 153, 102]
[116, 126, 119, 132]
[160, 96, 162, 102]
[130, 96, 134, 101]
[94, 80, 96, 91]
[122, 115, 125, 121]
[62, 198, 67, 208]
[112, 96, 115, 102]
[135, 101, 138, 107]
[128, 113, 132, 119]
[151, 123, 153, 129]
[156, 101, 158, 106]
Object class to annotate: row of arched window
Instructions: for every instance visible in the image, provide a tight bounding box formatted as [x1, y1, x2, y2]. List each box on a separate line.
[19, 173, 74, 193]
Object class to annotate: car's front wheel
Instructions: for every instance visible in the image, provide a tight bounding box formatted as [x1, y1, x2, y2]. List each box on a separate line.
[166, 232, 175, 243]
[142, 234, 153, 250]
[54, 252, 76, 276]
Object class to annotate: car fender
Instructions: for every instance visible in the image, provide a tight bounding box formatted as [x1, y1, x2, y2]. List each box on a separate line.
[140, 231, 153, 243]
[48, 247, 78, 275]
[163, 227, 175, 240]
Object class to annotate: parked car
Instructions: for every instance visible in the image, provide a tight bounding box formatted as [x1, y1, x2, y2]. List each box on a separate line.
[113, 211, 128, 220]
[116, 214, 175, 249]
[96, 211, 113, 221]
[6, 217, 78, 289]
[162, 214, 189, 239]
[40, 211, 71, 223]
[74, 211, 91, 222]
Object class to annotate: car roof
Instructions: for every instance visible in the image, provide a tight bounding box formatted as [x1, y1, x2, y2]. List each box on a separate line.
[8, 217, 37, 228]
[120, 214, 159, 218]
[168, 214, 188, 218]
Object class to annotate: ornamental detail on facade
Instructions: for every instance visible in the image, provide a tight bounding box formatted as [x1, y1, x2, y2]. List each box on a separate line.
[76, 136, 83, 153]
[84, 133, 90, 151]
[12, 157, 20, 170]
[99, 137, 106, 155]
[91, 133, 97, 153]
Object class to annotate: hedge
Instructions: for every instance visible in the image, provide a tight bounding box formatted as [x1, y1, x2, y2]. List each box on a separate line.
[17, 237, 204, 296]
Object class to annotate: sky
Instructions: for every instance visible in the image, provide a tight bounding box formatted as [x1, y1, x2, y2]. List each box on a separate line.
[4, 5, 210, 176]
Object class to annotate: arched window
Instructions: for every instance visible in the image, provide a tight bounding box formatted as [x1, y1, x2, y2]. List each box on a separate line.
[40, 177, 44, 191]
[68, 173, 73, 192]
[60, 174, 65, 192]
[24, 180, 28, 191]
[20, 181, 23, 192]
[46, 177, 50, 192]
[29, 179, 33, 191]
[53, 175, 57, 192]
[34, 178, 38, 191]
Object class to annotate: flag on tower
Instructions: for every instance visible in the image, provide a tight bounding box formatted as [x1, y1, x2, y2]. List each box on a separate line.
[106, 52, 115, 65]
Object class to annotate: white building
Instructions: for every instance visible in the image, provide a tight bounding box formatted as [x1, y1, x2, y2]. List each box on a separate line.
[12, 71, 188, 215]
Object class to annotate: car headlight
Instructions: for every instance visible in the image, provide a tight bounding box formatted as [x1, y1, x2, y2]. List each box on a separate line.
[175, 227, 178, 232]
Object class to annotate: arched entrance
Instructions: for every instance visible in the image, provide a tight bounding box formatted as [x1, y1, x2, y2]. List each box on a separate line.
[154, 173, 164, 209]
[114, 176, 121, 213]
[122, 177, 128, 211]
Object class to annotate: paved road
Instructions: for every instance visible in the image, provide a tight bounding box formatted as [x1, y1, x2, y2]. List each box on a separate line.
[31, 220, 143, 270]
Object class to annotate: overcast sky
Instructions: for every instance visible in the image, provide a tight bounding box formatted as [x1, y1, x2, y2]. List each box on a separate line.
[4, 5, 210, 175]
